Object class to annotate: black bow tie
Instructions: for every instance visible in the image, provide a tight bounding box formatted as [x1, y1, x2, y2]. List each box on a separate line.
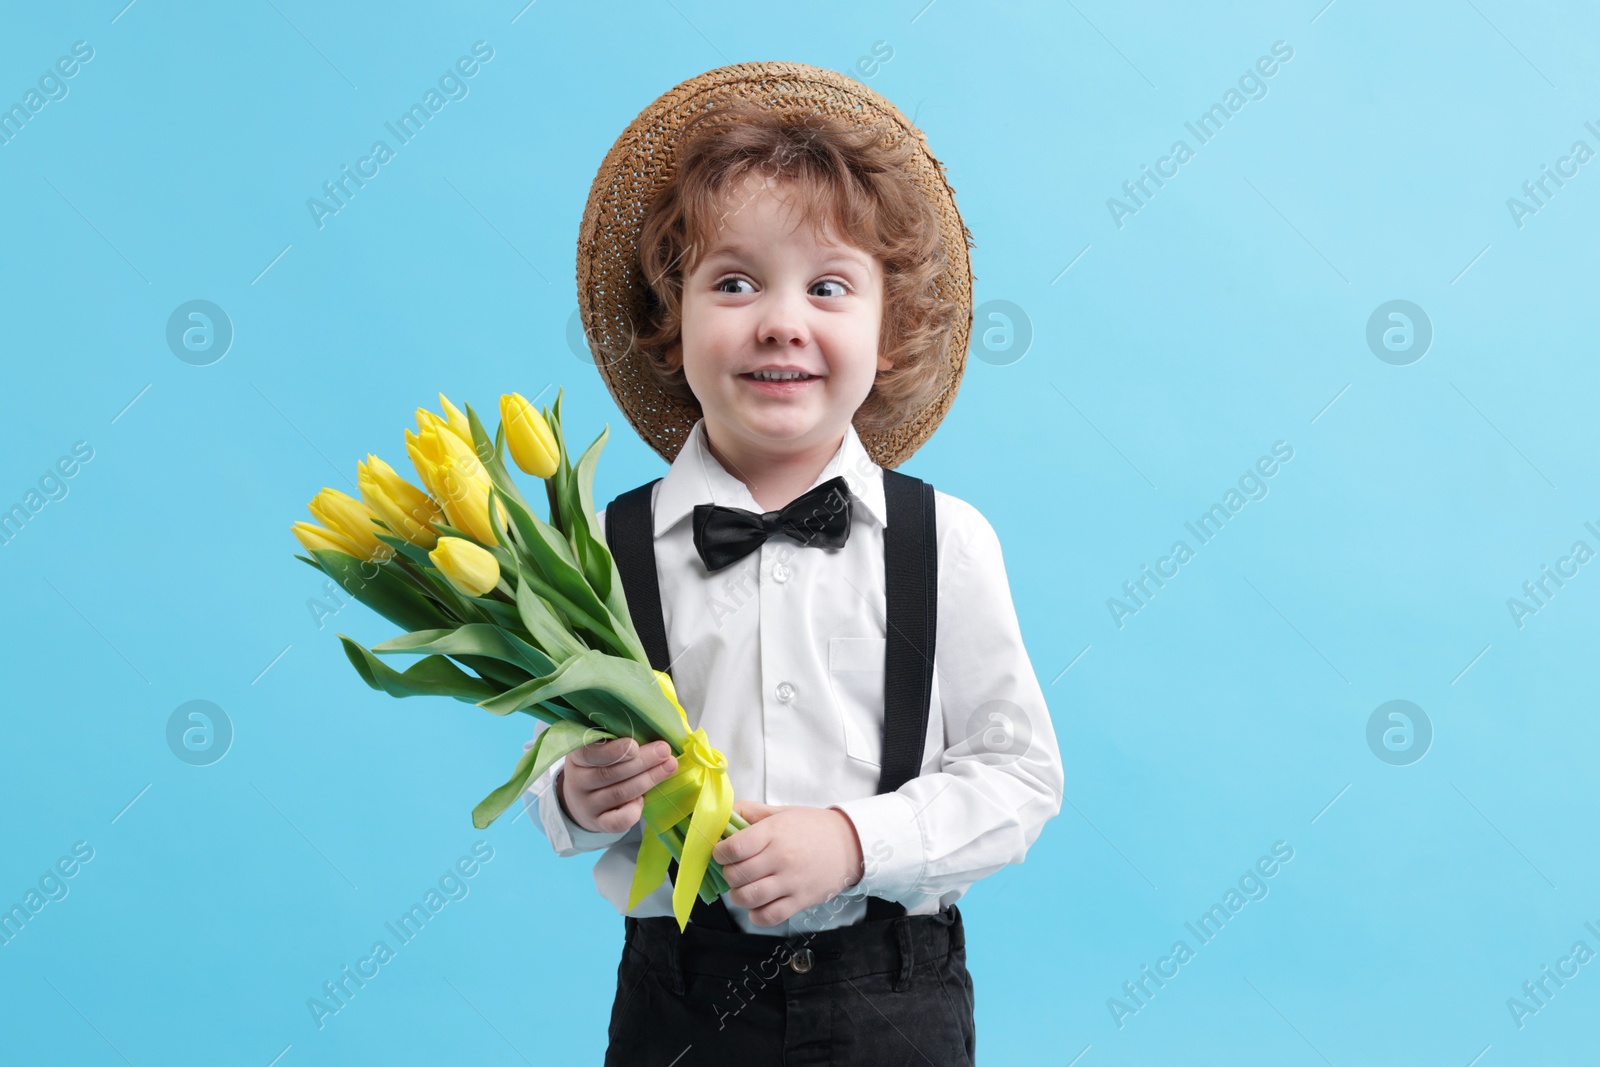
[692, 476, 854, 572]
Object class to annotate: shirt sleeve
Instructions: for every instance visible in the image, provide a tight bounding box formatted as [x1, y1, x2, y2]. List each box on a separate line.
[521, 721, 632, 856]
[831, 502, 1064, 905]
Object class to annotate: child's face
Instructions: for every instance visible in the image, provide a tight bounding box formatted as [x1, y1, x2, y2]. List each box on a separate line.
[665, 178, 887, 463]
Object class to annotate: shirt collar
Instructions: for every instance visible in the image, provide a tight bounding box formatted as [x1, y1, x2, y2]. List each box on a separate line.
[653, 418, 888, 538]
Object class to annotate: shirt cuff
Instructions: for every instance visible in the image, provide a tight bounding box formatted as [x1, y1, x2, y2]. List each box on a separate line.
[525, 754, 630, 856]
[829, 791, 925, 903]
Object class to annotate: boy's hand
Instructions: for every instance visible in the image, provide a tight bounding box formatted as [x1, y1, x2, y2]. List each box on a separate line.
[557, 737, 678, 835]
[711, 800, 866, 927]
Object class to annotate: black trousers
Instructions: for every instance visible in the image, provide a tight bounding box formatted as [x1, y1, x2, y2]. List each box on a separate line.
[603, 903, 976, 1066]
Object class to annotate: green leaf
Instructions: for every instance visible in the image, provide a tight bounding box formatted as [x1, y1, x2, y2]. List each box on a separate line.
[570, 423, 614, 603]
[471, 719, 614, 829]
[474, 597, 525, 631]
[310, 548, 448, 633]
[454, 654, 534, 692]
[373, 624, 558, 679]
[494, 485, 628, 653]
[513, 552, 587, 663]
[546, 389, 572, 537]
[476, 648, 683, 743]
[568, 424, 645, 662]
[338, 635, 498, 703]
[373, 529, 434, 567]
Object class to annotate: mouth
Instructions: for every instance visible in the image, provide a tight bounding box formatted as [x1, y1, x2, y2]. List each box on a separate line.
[740, 370, 821, 382]
[739, 370, 822, 392]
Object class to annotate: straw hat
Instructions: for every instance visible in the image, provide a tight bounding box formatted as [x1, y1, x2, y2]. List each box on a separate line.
[575, 61, 974, 470]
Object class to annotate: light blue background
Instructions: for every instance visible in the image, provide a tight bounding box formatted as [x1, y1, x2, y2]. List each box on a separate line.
[2, 0, 1597, 1063]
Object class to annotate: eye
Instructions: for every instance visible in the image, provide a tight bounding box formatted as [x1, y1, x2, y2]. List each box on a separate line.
[812, 279, 848, 298]
[714, 276, 755, 294]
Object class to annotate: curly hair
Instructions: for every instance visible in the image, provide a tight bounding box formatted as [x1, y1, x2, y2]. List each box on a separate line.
[630, 97, 964, 437]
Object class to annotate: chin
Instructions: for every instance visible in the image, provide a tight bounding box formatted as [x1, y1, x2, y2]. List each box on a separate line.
[732, 408, 833, 444]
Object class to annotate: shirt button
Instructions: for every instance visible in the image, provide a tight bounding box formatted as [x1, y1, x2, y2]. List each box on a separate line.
[773, 562, 791, 583]
[775, 682, 796, 703]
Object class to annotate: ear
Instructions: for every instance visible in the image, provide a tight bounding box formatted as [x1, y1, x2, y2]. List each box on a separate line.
[665, 340, 683, 369]
[876, 350, 893, 373]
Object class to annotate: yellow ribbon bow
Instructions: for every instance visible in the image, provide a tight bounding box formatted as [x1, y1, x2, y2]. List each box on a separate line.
[627, 670, 735, 931]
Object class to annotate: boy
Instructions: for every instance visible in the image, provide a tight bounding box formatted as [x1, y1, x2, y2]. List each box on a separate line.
[523, 62, 1063, 1065]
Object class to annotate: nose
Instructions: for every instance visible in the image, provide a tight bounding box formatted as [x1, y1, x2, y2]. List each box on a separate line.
[756, 288, 810, 348]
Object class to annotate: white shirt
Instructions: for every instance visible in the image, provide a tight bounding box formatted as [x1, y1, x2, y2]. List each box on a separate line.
[521, 417, 1063, 936]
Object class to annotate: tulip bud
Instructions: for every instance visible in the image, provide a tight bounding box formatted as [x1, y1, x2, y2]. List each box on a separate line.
[416, 397, 474, 451]
[358, 454, 445, 548]
[501, 392, 559, 478]
[307, 488, 395, 562]
[292, 520, 364, 558]
[438, 394, 475, 449]
[430, 536, 501, 597]
[415, 409, 453, 442]
[435, 430, 505, 545]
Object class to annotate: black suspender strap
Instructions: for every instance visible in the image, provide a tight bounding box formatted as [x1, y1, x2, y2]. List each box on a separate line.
[603, 470, 938, 931]
[865, 468, 940, 922]
[877, 468, 939, 795]
[606, 480, 672, 675]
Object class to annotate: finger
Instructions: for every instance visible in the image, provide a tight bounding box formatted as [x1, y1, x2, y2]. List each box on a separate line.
[586, 751, 680, 812]
[712, 824, 767, 867]
[726, 873, 784, 914]
[734, 800, 779, 823]
[573, 742, 673, 787]
[591, 796, 643, 834]
[568, 737, 636, 769]
[747, 897, 798, 928]
[718, 850, 777, 891]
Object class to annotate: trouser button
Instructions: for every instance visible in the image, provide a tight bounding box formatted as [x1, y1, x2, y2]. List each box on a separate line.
[788, 947, 814, 974]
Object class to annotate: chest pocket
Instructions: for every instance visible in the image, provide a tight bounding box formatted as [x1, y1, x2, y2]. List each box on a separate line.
[828, 637, 887, 767]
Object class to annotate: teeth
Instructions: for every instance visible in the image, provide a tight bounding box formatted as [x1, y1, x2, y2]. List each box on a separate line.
[750, 370, 811, 381]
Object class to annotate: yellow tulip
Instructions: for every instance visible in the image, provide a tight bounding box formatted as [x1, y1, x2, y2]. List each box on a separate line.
[501, 392, 559, 478]
[438, 393, 475, 448]
[307, 488, 394, 561]
[358, 454, 444, 548]
[415, 395, 474, 451]
[430, 536, 500, 597]
[291, 520, 364, 558]
[405, 426, 502, 545]
[414, 409, 453, 445]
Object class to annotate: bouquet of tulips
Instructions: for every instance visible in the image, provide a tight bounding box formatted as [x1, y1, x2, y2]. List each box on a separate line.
[290, 389, 746, 930]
